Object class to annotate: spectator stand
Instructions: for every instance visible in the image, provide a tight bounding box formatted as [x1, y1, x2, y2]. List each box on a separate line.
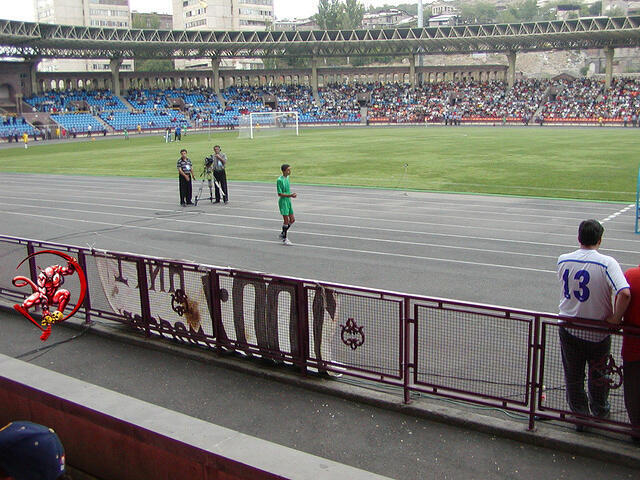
[15, 78, 640, 137]
[25, 90, 125, 135]
[120, 88, 194, 132]
[50, 112, 105, 135]
[0, 114, 35, 141]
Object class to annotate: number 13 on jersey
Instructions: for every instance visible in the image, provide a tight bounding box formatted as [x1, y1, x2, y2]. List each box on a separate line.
[562, 269, 591, 302]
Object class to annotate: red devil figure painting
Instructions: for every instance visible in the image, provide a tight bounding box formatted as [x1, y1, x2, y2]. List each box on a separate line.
[12, 250, 87, 341]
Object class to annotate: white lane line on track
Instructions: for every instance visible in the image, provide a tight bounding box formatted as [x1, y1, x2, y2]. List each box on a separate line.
[1, 172, 631, 197]
[0, 204, 561, 260]
[601, 204, 635, 223]
[1, 176, 627, 214]
[2, 196, 639, 250]
[0, 210, 556, 275]
[0, 187, 631, 234]
[0, 197, 603, 251]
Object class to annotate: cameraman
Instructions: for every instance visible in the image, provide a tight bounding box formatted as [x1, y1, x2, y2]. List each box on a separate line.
[177, 148, 193, 206]
[210, 145, 228, 204]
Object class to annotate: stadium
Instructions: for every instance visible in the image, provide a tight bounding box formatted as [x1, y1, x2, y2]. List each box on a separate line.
[1, 2, 640, 479]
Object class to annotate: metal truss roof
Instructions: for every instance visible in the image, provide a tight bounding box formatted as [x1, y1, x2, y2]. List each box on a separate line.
[0, 16, 639, 60]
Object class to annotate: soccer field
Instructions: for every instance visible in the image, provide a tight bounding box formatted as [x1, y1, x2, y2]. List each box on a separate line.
[0, 126, 637, 202]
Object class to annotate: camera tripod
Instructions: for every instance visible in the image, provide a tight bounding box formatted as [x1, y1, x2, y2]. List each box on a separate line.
[194, 165, 225, 206]
[194, 166, 213, 206]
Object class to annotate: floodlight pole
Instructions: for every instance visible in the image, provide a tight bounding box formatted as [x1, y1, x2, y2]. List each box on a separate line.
[417, 1, 424, 80]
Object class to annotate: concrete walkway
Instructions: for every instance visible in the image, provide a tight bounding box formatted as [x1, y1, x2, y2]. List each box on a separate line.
[1, 308, 638, 480]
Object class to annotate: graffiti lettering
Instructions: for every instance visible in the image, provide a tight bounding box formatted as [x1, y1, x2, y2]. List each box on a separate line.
[219, 276, 299, 358]
[114, 257, 129, 286]
[147, 261, 185, 293]
[123, 309, 209, 346]
[148, 262, 163, 292]
[230, 276, 266, 352]
[266, 282, 298, 358]
[312, 286, 337, 368]
[123, 272, 336, 364]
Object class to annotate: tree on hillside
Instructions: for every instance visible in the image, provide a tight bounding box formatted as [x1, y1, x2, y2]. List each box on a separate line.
[131, 14, 173, 71]
[496, 0, 549, 23]
[366, 3, 416, 14]
[315, 0, 365, 30]
[341, 0, 365, 29]
[457, 1, 498, 24]
[315, 0, 343, 29]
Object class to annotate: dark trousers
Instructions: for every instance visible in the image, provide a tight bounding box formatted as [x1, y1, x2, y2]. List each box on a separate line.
[214, 170, 228, 202]
[624, 360, 640, 438]
[559, 327, 611, 417]
[179, 175, 192, 205]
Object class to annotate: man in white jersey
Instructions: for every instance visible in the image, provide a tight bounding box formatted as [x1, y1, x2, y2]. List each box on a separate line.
[557, 219, 630, 427]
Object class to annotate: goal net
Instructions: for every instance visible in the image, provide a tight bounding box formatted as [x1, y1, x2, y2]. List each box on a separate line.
[238, 111, 299, 139]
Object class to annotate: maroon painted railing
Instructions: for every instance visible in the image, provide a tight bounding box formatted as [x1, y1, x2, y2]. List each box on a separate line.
[0, 234, 638, 439]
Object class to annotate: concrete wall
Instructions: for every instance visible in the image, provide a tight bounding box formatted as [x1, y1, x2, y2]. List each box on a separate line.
[0, 62, 32, 109]
[0, 353, 389, 480]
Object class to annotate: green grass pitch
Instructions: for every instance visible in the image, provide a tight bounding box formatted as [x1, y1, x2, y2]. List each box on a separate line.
[0, 126, 637, 202]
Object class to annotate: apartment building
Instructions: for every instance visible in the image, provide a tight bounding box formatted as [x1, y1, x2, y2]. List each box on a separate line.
[34, 0, 134, 73]
[172, 0, 274, 70]
[362, 9, 413, 29]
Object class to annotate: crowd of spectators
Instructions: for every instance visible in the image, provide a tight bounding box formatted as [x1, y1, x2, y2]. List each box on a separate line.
[25, 89, 123, 113]
[1, 115, 27, 126]
[5, 77, 640, 141]
[365, 79, 548, 123]
[539, 77, 640, 121]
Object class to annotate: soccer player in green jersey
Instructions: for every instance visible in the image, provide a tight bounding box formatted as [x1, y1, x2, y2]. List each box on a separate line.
[277, 164, 297, 245]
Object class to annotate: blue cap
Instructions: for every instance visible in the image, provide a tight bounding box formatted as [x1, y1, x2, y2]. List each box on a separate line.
[0, 421, 66, 480]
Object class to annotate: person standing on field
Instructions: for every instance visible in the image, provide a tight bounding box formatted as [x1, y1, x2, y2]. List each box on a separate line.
[277, 164, 296, 246]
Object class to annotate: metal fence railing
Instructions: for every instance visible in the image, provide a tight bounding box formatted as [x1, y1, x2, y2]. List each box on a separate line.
[1, 234, 638, 440]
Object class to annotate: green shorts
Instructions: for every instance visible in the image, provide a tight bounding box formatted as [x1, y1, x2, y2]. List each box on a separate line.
[279, 197, 293, 216]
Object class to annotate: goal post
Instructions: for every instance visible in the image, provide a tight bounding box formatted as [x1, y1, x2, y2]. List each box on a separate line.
[238, 111, 299, 139]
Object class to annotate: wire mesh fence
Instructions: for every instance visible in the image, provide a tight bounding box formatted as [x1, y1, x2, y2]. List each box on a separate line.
[0, 234, 638, 439]
[413, 302, 533, 406]
[305, 284, 403, 379]
[539, 319, 633, 431]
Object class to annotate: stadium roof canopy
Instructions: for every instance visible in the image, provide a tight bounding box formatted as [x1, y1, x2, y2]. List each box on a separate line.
[0, 16, 639, 60]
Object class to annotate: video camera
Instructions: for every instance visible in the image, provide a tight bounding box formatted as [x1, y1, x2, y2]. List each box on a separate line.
[199, 155, 214, 179]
